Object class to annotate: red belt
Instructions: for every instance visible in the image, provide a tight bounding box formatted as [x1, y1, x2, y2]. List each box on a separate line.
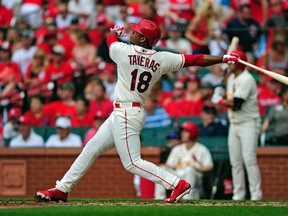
[115, 102, 141, 108]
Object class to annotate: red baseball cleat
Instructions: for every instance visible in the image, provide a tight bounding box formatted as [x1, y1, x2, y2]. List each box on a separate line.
[164, 179, 191, 203]
[35, 188, 68, 202]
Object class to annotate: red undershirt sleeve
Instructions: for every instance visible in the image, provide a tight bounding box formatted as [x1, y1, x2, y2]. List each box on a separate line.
[106, 34, 119, 48]
[183, 54, 204, 67]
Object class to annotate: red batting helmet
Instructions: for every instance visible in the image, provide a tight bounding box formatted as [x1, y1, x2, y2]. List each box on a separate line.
[130, 19, 161, 47]
[233, 50, 247, 69]
[179, 121, 199, 140]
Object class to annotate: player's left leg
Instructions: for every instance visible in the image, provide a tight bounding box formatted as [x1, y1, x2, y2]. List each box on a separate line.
[112, 107, 191, 203]
[240, 118, 262, 200]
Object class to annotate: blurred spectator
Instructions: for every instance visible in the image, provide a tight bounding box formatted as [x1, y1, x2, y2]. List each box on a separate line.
[140, 1, 166, 40]
[184, 76, 204, 116]
[71, 96, 93, 127]
[45, 117, 82, 148]
[71, 31, 97, 68]
[185, 1, 221, 54]
[68, 0, 96, 29]
[261, 87, 288, 146]
[154, 121, 213, 199]
[6, 27, 22, 53]
[103, 0, 123, 22]
[144, 95, 172, 128]
[264, 0, 288, 49]
[163, 0, 195, 26]
[55, 1, 75, 31]
[12, 29, 36, 77]
[159, 130, 182, 164]
[3, 107, 21, 139]
[201, 64, 225, 88]
[258, 79, 282, 108]
[43, 44, 75, 85]
[257, 35, 288, 76]
[43, 82, 77, 122]
[1, 0, 21, 12]
[150, 80, 172, 107]
[23, 95, 53, 126]
[24, 48, 49, 86]
[37, 29, 58, 58]
[99, 62, 117, 101]
[0, 0, 14, 28]
[163, 80, 189, 117]
[0, 42, 21, 96]
[199, 82, 215, 107]
[225, 4, 262, 56]
[35, 18, 57, 44]
[83, 111, 108, 146]
[19, 0, 43, 28]
[114, 5, 130, 43]
[162, 24, 192, 54]
[88, 78, 113, 118]
[9, 115, 44, 148]
[198, 105, 228, 136]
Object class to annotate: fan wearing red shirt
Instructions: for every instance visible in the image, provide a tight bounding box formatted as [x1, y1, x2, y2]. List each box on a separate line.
[0, 2, 13, 27]
[24, 95, 54, 126]
[71, 97, 94, 127]
[88, 78, 113, 119]
[43, 44, 75, 86]
[43, 82, 77, 123]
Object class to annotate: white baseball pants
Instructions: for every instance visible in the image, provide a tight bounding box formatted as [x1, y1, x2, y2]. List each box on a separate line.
[228, 118, 262, 200]
[56, 105, 179, 193]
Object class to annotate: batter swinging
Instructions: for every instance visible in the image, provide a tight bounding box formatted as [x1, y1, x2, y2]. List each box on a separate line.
[35, 19, 239, 203]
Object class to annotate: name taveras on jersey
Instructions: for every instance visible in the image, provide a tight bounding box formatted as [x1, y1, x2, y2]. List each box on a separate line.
[128, 55, 160, 72]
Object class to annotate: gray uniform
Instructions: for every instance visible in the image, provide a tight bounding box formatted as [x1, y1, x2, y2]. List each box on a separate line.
[226, 70, 262, 200]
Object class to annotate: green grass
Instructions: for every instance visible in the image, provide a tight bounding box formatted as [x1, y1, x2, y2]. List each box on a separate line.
[0, 199, 287, 216]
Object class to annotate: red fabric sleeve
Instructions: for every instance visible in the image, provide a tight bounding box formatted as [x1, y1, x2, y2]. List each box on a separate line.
[183, 54, 204, 67]
[106, 34, 119, 48]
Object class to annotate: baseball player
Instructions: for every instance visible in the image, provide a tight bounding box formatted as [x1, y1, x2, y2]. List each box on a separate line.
[211, 50, 262, 200]
[35, 19, 239, 203]
[154, 121, 214, 199]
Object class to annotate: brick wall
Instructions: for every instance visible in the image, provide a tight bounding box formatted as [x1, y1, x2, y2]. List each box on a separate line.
[0, 147, 287, 199]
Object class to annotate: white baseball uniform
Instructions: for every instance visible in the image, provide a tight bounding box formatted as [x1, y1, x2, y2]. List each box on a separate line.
[55, 35, 187, 193]
[226, 70, 262, 200]
[154, 142, 213, 199]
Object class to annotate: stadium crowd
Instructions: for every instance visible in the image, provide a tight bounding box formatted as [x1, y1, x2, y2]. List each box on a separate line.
[0, 0, 288, 147]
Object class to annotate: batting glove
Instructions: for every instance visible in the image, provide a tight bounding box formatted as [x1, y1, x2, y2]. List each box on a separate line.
[211, 94, 223, 105]
[222, 53, 240, 65]
[110, 25, 127, 37]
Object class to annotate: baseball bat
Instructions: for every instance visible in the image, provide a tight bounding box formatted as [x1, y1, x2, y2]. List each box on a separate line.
[238, 59, 288, 85]
[227, 36, 239, 54]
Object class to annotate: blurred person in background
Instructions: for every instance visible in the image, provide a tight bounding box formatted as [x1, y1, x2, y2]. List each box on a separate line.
[55, 1, 75, 31]
[24, 95, 53, 127]
[99, 62, 117, 101]
[43, 82, 77, 123]
[201, 64, 225, 88]
[12, 29, 36, 77]
[162, 24, 192, 54]
[198, 105, 228, 136]
[154, 121, 213, 200]
[43, 44, 75, 86]
[256, 35, 288, 76]
[6, 27, 22, 53]
[261, 87, 288, 146]
[24, 48, 49, 86]
[71, 96, 93, 127]
[88, 78, 113, 119]
[185, 1, 223, 55]
[9, 115, 44, 148]
[45, 117, 82, 148]
[71, 31, 97, 68]
[83, 111, 108, 146]
[0, 42, 21, 96]
[3, 107, 22, 139]
[257, 79, 282, 108]
[144, 95, 172, 128]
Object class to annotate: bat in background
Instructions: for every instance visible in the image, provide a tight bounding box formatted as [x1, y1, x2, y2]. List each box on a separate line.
[238, 59, 288, 86]
[227, 36, 239, 54]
